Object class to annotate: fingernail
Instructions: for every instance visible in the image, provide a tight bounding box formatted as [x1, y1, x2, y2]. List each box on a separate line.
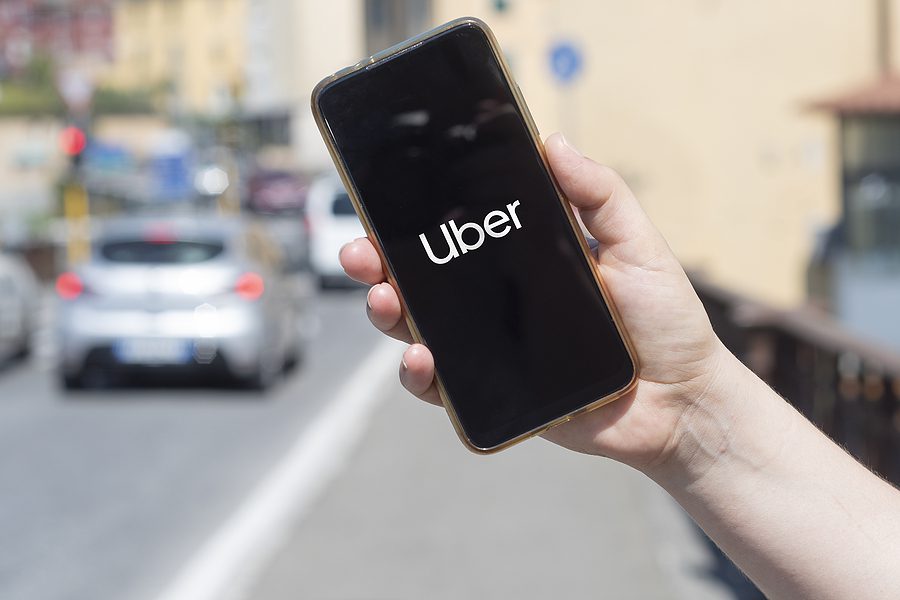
[366, 285, 375, 310]
[400, 358, 408, 372]
[559, 133, 583, 157]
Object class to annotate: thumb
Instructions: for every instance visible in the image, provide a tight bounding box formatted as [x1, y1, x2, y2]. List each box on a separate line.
[544, 132, 671, 267]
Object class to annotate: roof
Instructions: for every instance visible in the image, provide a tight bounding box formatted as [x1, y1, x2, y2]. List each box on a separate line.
[810, 74, 900, 115]
[96, 215, 246, 242]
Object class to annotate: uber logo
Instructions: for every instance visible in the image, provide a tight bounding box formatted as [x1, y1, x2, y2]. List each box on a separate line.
[419, 200, 523, 265]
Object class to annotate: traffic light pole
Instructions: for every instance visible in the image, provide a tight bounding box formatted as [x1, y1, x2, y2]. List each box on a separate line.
[63, 176, 90, 265]
[60, 122, 91, 266]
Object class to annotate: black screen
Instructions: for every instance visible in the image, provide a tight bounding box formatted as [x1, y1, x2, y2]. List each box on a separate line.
[316, 23, 634, 449]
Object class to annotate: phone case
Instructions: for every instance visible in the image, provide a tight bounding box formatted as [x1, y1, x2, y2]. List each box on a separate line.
[311, 16, 639, 453]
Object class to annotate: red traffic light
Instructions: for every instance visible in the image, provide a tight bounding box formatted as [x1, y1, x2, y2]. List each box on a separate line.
[59, 126, 87, 156]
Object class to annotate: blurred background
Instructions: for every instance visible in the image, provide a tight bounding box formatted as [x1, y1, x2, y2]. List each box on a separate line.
[1, 1, 899, 599]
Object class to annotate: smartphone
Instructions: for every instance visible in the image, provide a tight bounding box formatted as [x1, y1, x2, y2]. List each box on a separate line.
[312, 17, 637, 453]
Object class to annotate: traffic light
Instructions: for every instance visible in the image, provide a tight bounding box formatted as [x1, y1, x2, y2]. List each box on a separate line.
[59, 125, 87, 169]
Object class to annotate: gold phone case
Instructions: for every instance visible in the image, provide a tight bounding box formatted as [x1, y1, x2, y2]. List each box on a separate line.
[311, 16, 639, 454]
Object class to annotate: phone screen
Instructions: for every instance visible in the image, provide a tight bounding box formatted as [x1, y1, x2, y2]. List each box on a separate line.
[316, 22, 634, 449]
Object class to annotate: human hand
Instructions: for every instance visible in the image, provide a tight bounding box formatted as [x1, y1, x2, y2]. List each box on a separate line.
[339, 133, 739, 473]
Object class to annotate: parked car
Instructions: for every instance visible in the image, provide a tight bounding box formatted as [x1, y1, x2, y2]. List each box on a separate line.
[246, 169, 308, 216]
[56, 217, 307, 390]
[306, 174, 364, 286]
[0, 253, 38, 362]
[246, 168, 311, 278]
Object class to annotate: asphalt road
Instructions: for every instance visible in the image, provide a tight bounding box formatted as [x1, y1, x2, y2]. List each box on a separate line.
[247, 366, 756, 600]
[0, 288, 380, 600]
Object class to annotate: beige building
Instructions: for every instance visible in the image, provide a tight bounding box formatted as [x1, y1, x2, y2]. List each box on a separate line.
[425, 0, 898, 306]
[105, 0, 248, 115]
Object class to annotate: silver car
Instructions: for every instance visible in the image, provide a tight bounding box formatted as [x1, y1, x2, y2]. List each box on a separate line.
[56, 217, 305, 390]
[0, 253, 38, 362]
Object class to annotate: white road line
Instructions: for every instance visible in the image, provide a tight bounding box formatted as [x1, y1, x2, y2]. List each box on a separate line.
[154, 338, 401, 600]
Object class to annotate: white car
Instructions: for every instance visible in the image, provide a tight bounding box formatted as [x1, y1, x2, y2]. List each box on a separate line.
[305, 175, 364, 286]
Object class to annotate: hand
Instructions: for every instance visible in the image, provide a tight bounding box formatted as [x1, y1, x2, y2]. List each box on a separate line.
[339, 133, 736, 472]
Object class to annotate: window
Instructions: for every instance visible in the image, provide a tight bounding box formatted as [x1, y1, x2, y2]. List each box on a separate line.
[365, 0, 430, 55]
[100, 241, 225, 264]
[331, 193, 356, 216]
[841, 116, 900, 252]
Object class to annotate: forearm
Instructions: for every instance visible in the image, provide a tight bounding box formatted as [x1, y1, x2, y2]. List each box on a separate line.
[649, 348, 900, 599]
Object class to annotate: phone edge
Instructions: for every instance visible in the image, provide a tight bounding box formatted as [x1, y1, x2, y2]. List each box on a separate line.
[310, 16, 640, 455]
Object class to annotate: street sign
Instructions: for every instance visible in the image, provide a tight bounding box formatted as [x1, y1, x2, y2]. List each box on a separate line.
[549, 41, 583, 85]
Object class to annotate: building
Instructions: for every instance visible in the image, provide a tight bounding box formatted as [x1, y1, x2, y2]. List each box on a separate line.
[423, 0, 884, 307]
[242, 0, 367, 168]
[104, 0, 247, 116]
[808, 74, 900, 350]
[279, 0, 890, 307]
[99, 0, 899, 308]
[0, 0, 113, 77]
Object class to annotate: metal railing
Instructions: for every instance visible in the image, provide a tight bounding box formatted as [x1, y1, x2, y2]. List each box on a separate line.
[692, 275, 900, 485]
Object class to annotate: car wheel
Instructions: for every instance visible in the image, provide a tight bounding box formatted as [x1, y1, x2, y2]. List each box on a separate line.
[14, 336, 31, 361]
[239, 359, 280, 391]
[282, 343, 303, 373]
[63, 365, 115, 390]
[61, 372, 84, 391]
[316, 273, 333, 289]
[240, 370, 270, 391]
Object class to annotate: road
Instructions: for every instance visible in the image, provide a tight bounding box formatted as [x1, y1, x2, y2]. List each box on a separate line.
[246, 365, 753, 600]
[0, 289, 381, 600]
[0, 287, 759, 600]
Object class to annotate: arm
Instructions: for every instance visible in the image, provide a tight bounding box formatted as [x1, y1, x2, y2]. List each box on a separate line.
[653, 351, 900, 599]
[339, 133, 900, 599]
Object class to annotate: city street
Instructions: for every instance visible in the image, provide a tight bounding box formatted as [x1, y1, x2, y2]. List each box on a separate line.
[247, 362, 745, 600]
[1, 3, 897, 600]
[0, 289, 381, 600]
[0, 288, 753, 600]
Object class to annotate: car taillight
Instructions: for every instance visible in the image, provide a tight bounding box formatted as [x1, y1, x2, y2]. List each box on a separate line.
[235, 272, 264, 300]
[145, 224, 175, 244]
[56, 272, 84, 300]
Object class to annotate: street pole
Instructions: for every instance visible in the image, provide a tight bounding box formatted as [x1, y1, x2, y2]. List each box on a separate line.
[57, 67, 94, 266]
[63, 179, 89, 265]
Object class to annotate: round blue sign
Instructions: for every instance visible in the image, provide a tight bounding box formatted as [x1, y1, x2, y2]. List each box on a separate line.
[549, 41, 583, 85]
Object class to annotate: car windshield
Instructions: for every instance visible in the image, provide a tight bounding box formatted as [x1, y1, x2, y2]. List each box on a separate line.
[331, 192, 356, 216]
[99, 240, 225, 264]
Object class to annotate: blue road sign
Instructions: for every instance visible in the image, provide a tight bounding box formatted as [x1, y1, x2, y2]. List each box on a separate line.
[549, 41, 583, 85]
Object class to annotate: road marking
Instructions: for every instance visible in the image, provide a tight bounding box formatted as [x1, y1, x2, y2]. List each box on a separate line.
[154, 338, 401, 600]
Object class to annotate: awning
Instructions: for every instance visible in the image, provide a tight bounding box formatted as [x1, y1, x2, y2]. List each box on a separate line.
[809, 75, 900, 115]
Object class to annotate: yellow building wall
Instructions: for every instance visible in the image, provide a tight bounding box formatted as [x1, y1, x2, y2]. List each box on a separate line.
[107, 0, 247, 115]
[291, 0, 366, 170]
[432, 0, 879, 305]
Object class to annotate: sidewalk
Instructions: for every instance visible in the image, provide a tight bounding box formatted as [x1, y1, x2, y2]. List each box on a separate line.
[247, 377, 741, 600]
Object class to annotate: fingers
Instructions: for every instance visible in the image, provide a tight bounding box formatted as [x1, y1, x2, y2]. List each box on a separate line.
[340, 237, 413, 341]
[399, 344, 442, 406]
[366, 283, 413, 343]
[544, 133, 673, 270]
[339, 237, 385, 285]
[344, 247, 439, 407]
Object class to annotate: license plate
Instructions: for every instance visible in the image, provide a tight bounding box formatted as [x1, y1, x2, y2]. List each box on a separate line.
[113, 338, 191, 365]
